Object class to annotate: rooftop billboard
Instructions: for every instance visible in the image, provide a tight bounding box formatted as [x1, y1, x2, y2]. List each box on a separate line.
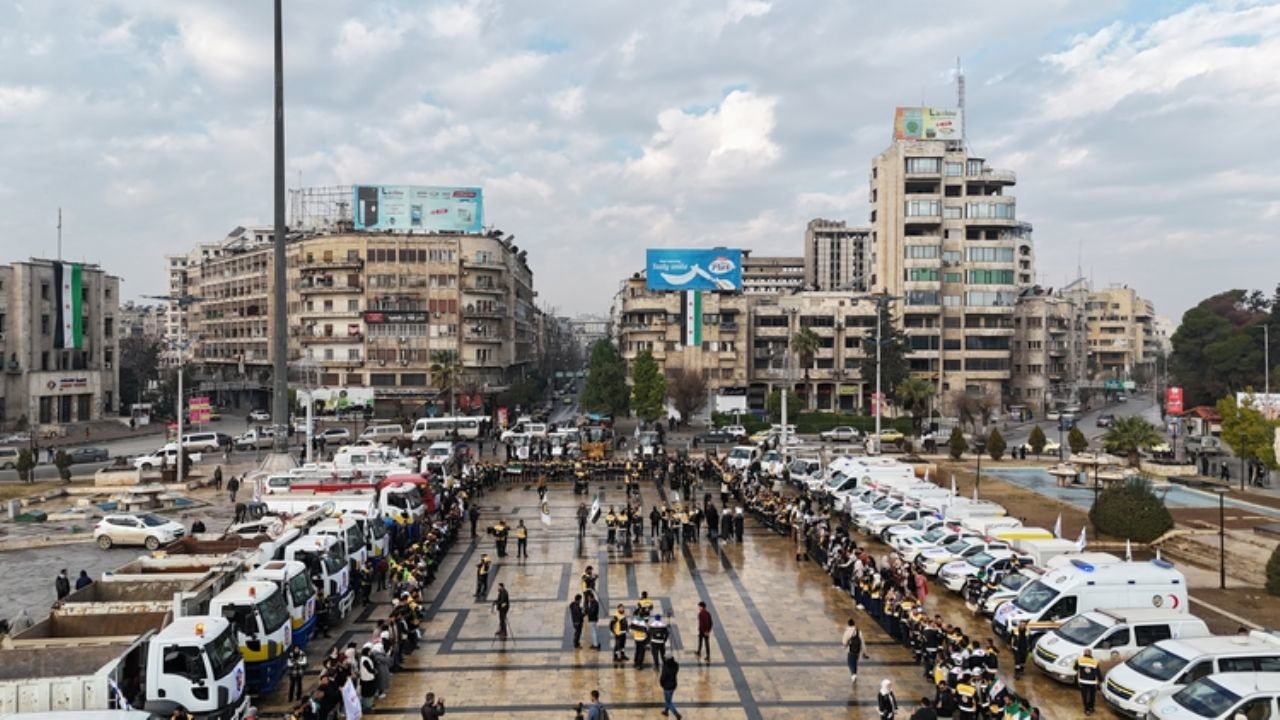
[894, 107, 962, 141]
[645, 248, 743, 292]
[353, 185, 484, 233]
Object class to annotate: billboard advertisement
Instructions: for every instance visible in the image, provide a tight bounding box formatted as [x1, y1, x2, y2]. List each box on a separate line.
[894, 107, 963, 141]
[645, 248, 743, 292]
[309, 387, 375, 414]
[188, 396, 211, 424]
[353, 185, 483, 233]
[1166, 386, 1184, 415]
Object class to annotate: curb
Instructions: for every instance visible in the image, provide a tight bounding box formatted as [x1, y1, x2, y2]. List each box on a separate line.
[0, 535, 96, 552]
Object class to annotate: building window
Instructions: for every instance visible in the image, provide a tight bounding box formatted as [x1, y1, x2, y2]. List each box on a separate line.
[905, 290, 939, 306]
[104, 317, 114, 337]
[41, 314, 50, 335]
[966, 269, 1015, 285]
[943, 206, 963, 219]
[967, 247, 1015, 263]
[41, 282, 49, 300]
[905, 157, 942, 173]
[945, 162, 963, 176]
[907, 268, 939, 282]
[904, 199, 940, 217]
[904, 244, 940, 259]
[348, 299, 359, 311]
[966, 202, 1015, 219]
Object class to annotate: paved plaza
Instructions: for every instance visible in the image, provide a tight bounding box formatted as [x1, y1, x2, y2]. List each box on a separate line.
[262, 478, 1087, 719]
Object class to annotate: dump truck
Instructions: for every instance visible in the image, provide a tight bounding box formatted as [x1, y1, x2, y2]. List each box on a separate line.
[0, 614, 248, 720]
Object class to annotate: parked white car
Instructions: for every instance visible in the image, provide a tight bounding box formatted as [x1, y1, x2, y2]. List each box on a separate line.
[938, 548, 1029, 593]
[916, 536, 1009, 576]
[867, 506, 933, 540]
[248, 409, 271, 422]
[761, 450, 787, 477]
[94, 513, 186, 550]
[133, 444, 202, 470]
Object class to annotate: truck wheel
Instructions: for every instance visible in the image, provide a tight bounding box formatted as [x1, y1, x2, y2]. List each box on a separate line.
[97, 535, 114, 549]
[145, 536, 161, 551]
[140, 463, 153, 471]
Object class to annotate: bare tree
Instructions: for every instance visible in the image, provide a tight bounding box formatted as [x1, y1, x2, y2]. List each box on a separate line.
[667, 368, 708, 425]
[951, 390, 996, 432]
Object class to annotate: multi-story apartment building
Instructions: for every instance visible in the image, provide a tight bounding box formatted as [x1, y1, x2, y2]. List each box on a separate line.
[564, 314, 610, 354]
[185, 229, 535, 415]
[1084, 284, 1159, 381]
[804, 219, 870, 292]
[1010, 290, 1088, 414]
[0, 259, 121, 428]
[742, 255, 804, 295]
[118, 302, 165, 339]
[869, 125, 1032, 410]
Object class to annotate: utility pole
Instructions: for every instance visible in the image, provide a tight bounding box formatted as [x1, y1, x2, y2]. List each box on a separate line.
[269, 0, 290, 457]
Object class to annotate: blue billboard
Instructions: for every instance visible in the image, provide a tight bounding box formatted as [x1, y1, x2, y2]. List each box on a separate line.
[353, 185, 484, 233]
[645, 248, 743, 292]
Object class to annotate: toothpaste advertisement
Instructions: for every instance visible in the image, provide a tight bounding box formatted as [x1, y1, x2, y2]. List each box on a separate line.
[645, 248, 743, 292]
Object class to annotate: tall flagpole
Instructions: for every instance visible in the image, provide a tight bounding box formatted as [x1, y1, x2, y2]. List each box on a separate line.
[270, 0, 291, 457]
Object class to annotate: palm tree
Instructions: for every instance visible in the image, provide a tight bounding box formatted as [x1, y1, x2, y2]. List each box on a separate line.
[896, 377, 935, 436]
[1102, 415, 1163, 467]
[429, 350, 462, 415]
[789, 326, 822, 411]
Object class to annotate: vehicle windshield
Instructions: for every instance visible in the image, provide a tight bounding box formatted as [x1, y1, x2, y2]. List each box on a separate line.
[1055, 614, 1107, 646]
[368, 520, 387, 540]
[824, 473, 849, 488]
[346, 525, 365, 552]
[1126, 644, 1190, 682]
[322, 553, 344, 576]
[257, 590, 290, 634]
[1013, 579, 1059, 613]
[1002, 574, 1032, 591]
[923, 526, 951, 543]
[872, 497, 895, 510]
[729, 448, 751, 460]
[966, 552, 997, 569]
[140, 514, 170, 527]
[943, 538, 972, 554]
[886, 506, 910, 520]
[287, 571, 314, 607]
[1173, 679, 1240, 718]
[206, 624, 243, 679]
[909, 517, 933, 530]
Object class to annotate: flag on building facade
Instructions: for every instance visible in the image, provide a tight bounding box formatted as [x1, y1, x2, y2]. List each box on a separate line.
[53, 262, 83, 349]
[681, 291, 702, 347]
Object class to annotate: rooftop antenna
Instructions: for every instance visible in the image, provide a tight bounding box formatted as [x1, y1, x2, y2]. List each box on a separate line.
[956, 57, 966, 146]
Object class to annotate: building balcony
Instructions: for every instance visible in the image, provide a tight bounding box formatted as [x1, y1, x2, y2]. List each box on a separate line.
[970, 168, 1016, 184]
[300, 258, 363, 271]
[299, 283, 362, 295]
[463, 305, 507, 319]
[301, 309, 362, 319]
[300, 333, 364, 344]
[316, 358, 362, 367]
[462, 257, 506, 270]
[464, 333, 503, 344]
[463, 284, 505, 295]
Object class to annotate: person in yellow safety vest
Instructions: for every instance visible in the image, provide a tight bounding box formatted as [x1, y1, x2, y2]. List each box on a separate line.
[515, 519, 529, 559]
[475, 553, 491, 599]
[955, 676, 978, 720]
[605, 508, 618, 545]
[610, 605, 629, 665]
[635, 591, 654, 619]
[1075, 648, 1100, 715]
[630, 614, 649, 669]
[581, 566, 598, 594]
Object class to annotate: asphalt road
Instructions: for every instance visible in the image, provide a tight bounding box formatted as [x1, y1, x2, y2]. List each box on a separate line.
[999, 395, 1161, 449]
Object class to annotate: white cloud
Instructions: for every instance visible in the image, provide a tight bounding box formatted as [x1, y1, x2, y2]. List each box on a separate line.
[425, 1, 490, 40]
[550, 86, 585, 119]
[0, 85, 49, 116]
[725, 0, 772, 26]
[335, 19, 405, 63]
[627, 90, 780, 184]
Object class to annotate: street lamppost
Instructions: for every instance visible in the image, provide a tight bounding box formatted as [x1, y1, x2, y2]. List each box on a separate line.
[1212, 486, 1228, 589]
[778, 308, 797, 459]
[147, 294, 203, 486]
[838, 290, 903, 455]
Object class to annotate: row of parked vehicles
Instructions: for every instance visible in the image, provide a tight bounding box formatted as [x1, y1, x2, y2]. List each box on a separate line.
[810, 457, 1280, 720]
[2, 493, 413, 719]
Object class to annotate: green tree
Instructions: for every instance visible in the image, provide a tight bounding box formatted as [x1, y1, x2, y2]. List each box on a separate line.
[15, 449, 35, 483]
[765, 388, 802, 424]
[54, 450, 73, 482]
[429, 350, 463, 412]
[1068, 426, 1089, 455]
[1170, 290, 1271, 406]
[1027, 425, 1048, 456]
[1102, 416, 1163, 467]
[858, 302, 912, 403]
[790, 327, 821, 410]
[1217, 395, 1280, 472]
[986, 428, 1007, 461]
[666, 368, 708, 425]
[580, 340, 630, 418]
[896, 377, 935, 436]
[630, 349, 667, 423]
[1267, 543, 1280, 596]
[1089, 477, 1174, 542]
[119, 336, 163, 416]
[947, 426, 967, 460]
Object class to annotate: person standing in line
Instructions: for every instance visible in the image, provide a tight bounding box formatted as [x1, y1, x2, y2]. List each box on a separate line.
[610, 604, 629, 665]
[286, 645, 307, 702]
[514, 519, 529, 559]
[569, 594, 585, 649]
[493, 583, 511, 639]
[1075, 648, 1100, 716]
[842, 619, 866, 685]
[469, 505, 480, 538]
[55, 569, 71, 600]
[659, 654, 682, 719]
[1011, 620, 1030, 679]
[584, 590, 601, 650]
[648, 614, 669, 668]
[878, 679, 899, 720]
[695, 601, 713, 663]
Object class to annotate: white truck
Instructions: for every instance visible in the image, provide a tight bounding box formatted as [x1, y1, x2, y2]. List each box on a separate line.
[0, 615, 248, 719]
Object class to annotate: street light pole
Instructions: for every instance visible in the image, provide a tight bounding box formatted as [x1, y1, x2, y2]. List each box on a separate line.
[1217, 488, 1226, 589]
[176, 350, 184, 486]
[874, 301, 883, 452]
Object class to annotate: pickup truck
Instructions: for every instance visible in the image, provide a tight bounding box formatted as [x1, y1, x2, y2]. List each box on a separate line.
[235, 428, 276, 450]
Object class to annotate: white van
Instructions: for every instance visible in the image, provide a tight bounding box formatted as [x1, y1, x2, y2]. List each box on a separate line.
[1034, 608, 1211, 683]
[725, 445, 760, 471]
[181, 432, 224, 452]
[359, 424, 405, 443]
[961, 516, 1024, 535]
[1011, 537, 1090, 568]
[993, 557, 1188, 643]
[1103, 631, 1280, 717]
[1146, 671, 1280, 720]
[940, 497, 1008, 521]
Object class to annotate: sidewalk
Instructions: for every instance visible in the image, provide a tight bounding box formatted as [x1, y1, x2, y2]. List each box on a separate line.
[15, 419, 164, 449]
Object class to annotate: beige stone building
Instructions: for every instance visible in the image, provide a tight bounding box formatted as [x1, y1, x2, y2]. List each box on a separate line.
[1084, 284, 1159, 381]
[0, 259, 121, 429]
[184, 230, 536, 415]
[741, 255, 804, 295]
[1010, 290, 1088, 414]
[804, 219, 870, 292]
[869, 135, 1032, 410]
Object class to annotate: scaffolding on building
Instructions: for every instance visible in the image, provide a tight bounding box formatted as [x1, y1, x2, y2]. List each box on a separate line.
[289, 186, 356, 233]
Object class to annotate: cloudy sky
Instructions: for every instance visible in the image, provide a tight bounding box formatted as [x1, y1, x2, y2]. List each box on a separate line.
[2, 0, 1277, 320]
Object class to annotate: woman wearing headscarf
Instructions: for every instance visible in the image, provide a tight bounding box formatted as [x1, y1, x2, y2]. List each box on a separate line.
[879, 678, 898, 720]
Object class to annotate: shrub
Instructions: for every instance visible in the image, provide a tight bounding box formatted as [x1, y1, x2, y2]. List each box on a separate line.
[54, 451, 72, 482]
[1027, 426, 1047, 456]
[15, 449, 35, 482]
[948, 426, 967, 461]
[1089, 477, 1174, 542]
[1068, 426, 1089, 454]
[1268, 543, 1280, 596]
[987, 428, 1007, 461]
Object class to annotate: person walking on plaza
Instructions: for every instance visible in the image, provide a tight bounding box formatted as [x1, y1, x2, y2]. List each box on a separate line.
[577, 503, 589, 538]
[226, 475, 240, 504]
[696, 601, 713, 663]
[212, 466, 222, 491]
[469, 505, 480, 538]
[1075, 648, 1100, 715]
[585, 690, 606, 720]
[420, 692, 446, 720]
[842, 619, 866, 685]
[659, 654, 682, 719]
[569, 594, 585, 648]
[493, 583, 511, 639]
[55, 569, 71, 600]
[493, 519, 509, 557]
[515, 520, 528, 559]
[585, 590, 601, 650]
[878, 679, 899, 720]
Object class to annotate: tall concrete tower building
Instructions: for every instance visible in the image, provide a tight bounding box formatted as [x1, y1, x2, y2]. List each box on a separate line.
[804, 219, 870, 292]
[869, 107, 1033, 409]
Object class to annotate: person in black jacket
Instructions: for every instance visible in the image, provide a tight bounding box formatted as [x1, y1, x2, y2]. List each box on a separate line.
[494, 583, 511, 639]
[584, 591, 601, 650]
[54, 569, 71, 600]
[569, 595, 585, 648]
[909, 697, 938, 720]
[878, 678, 898, 720]
[1011, 621, 1031, 679]
[659, 655, 682, 719]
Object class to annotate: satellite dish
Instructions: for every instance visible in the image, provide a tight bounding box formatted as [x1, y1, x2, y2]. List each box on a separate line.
[321, 501, 336, 517]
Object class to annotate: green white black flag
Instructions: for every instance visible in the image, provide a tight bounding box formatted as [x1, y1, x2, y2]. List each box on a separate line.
[54, 262, 83, 349]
